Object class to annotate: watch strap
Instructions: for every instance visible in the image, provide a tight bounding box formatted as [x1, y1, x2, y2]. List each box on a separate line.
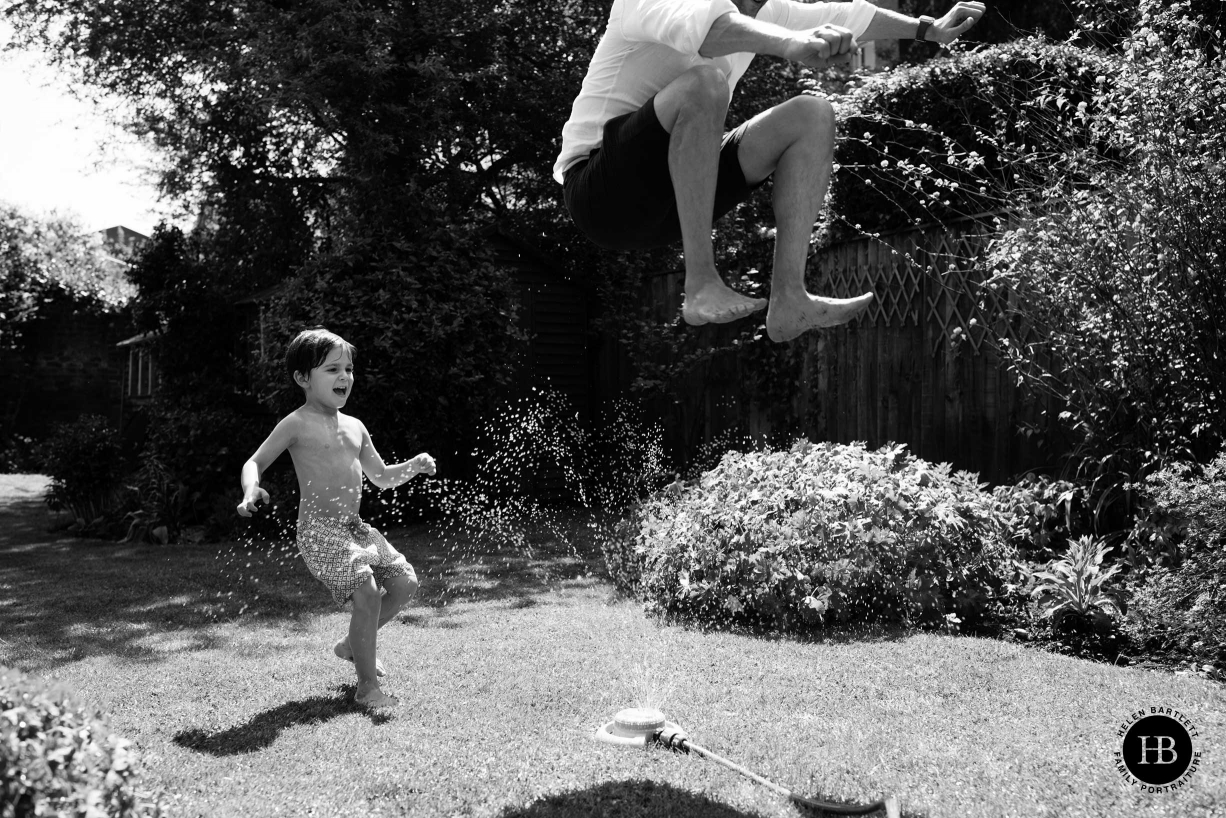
[916, 15, 935, 42]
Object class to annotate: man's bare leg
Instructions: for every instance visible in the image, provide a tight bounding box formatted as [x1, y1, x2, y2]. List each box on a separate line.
[654, 66, 767, 326]
[737, 95, 873, 342]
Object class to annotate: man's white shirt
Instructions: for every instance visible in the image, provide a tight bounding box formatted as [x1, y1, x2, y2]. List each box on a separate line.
[553, 0, 877, 183]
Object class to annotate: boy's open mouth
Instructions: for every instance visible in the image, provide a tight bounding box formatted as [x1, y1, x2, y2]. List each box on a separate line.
[334, 387, 347, 396]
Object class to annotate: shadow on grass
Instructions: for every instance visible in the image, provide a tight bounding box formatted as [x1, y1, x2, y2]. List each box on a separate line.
[497, 779, 924, 818]
[172, 685, 389, 755]
[495, 779, 755, 818]
[494, 779, 925, 818]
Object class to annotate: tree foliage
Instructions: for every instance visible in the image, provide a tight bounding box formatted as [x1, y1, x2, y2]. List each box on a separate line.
[3, 0, 622, 472]
[821, 38, 1117, 240]
[0, 203, 133, 350]
[983, 0, 1226, 501]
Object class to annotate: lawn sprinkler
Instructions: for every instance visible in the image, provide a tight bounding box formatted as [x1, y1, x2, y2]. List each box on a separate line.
[595, 707, 900, 818]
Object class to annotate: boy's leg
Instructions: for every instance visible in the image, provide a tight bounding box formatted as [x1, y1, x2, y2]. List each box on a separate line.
[335, 570, 418, 671]
[377, 571, 419, 626]
[350, 577, 397, 706]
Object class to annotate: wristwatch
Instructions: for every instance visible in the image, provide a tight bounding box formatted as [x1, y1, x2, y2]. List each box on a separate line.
[916, 15, 935, 42]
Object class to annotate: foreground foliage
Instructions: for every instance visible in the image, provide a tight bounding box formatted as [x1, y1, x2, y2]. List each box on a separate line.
[0, 666, 163, 817]
[609, 441, 1016, 632]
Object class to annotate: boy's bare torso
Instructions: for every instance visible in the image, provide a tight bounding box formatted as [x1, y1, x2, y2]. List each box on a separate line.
[286, 407, 366, 520]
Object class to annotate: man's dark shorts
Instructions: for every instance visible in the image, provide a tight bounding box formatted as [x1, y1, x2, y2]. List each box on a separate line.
[563, 94, 764, 251]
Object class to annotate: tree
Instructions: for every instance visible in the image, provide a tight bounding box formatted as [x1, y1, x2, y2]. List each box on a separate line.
[0, 203, 132, 350]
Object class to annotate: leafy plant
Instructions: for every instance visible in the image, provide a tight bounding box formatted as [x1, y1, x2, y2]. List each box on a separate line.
[992, 474, 1089, 559]
[612, 440, 1017, 632]
[0, 665, 164, 817]
[121, 454, 189, 545]
[1122, 451, 1226, 661]
[40, 415, 131, 533]
[982, 2, 1226, 516]
[1030, 535, 1125, 633]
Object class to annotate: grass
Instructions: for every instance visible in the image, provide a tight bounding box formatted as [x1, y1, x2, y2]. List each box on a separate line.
[1, 473, 1224, 818]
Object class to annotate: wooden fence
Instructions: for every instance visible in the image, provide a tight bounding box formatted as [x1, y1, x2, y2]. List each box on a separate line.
[636, 215, 1060, 485]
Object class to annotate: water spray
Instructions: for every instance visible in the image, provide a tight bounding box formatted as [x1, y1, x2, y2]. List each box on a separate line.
[595, 707, 901, 817]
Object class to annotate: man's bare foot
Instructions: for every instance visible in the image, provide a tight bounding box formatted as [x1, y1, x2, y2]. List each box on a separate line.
[335, 638, 386, 677]
[682, 282, 767, 326]
[765, 291, 874, 342]
[355, 684, 399, 708]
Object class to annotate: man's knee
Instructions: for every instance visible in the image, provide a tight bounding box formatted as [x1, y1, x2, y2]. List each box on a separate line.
[657, 65, 729, 130]
[784, 95, 835, 139]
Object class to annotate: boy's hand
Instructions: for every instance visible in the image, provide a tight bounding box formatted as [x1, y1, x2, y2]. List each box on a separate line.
[410, 453, 437, 476]
[237, 488, 270, 517]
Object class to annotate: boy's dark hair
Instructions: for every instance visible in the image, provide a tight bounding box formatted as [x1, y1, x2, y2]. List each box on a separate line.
[286, 328, 357, 385]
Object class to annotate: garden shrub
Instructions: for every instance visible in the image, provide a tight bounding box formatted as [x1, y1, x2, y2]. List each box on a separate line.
[40, 415, 130, 534]
[0, 665, 163, 817]
[0, 433, 38, 474]
[992, 474, 1089, 559]
[140, 401, 283, 541]
[821, 37, 1117, 240]
[1122, 452, 1226, 662]
[612, 440, 1016, 632]
[982, 2, 1226, 517]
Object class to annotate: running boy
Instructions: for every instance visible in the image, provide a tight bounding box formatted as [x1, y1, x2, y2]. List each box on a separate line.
[237, 327, 435, 708]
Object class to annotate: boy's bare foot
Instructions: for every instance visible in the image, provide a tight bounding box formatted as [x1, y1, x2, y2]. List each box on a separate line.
[355, 684, 399, 708]
[335, 638, 386, 677]
[765, 291, 874, 342]
[682, 282, 767, 326]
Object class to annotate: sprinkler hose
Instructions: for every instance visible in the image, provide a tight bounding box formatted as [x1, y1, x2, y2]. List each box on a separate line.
[652, 724, 900, 818]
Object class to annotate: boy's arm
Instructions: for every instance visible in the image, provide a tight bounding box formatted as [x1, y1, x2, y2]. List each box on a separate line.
[237, 415, 297, 516]
[358, 422, 436, 490]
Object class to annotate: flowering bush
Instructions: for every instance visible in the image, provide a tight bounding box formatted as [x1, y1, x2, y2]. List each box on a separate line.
[610, 441, 1016, 632]
[0, 666, 163, 817]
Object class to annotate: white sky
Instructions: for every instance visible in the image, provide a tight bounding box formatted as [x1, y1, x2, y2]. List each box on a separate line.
[0, 25, 172, 237]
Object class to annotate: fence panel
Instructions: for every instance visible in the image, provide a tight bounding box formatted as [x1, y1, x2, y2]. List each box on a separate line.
[635, 216, 1057, 484]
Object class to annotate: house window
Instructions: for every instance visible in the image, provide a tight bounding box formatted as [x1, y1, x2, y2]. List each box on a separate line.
[127, 345, 158, 398]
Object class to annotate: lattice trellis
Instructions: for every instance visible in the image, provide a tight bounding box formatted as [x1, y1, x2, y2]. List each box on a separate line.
[812, 221, 1034, 356]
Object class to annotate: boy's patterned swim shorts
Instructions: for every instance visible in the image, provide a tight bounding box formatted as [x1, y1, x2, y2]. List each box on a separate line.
[296, 515, 417, 606]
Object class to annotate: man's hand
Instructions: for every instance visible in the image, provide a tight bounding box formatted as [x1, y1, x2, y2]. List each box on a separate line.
[782, 24, 856, 69]
[926, 2, 986, 45]
[410, 453, 437, 477]
[237, 487, 270, 517]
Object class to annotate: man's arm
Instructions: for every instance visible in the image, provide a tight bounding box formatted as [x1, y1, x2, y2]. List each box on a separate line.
[700, 12, 855, 67]
[859, 1, 985, 45]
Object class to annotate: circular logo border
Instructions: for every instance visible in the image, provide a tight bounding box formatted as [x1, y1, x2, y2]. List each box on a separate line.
[1114, 706, 1202, 794]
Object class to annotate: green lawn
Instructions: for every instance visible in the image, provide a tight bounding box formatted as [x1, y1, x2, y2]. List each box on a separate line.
[1, 474, 1223, 818]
